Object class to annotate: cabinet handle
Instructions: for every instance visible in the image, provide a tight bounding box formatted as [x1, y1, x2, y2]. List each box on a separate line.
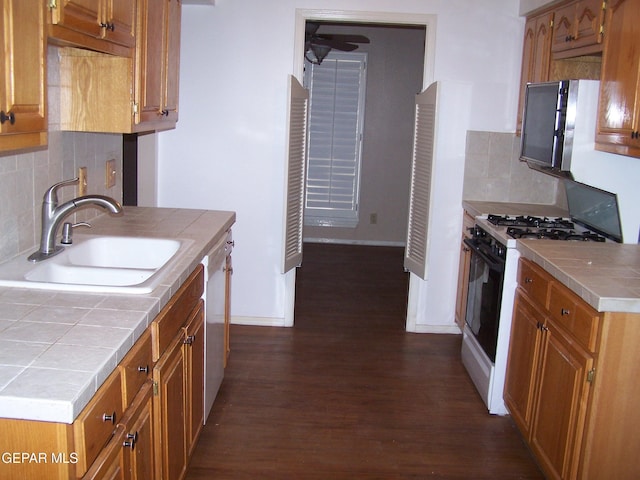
[184, 334, 196, 345]
[102, 411, 116, 424]
[137, 365, 149, 374]
[100, 22, 115, 31]
[0, 111, 15, 125]
[561, 308, 570, 316]
[123, 432, 138, 449]
[158, 109, 169, 117]
[224, 266, 234, 274]
[632, 131, 640, 139]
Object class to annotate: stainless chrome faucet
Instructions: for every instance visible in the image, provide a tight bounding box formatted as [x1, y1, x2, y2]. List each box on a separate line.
[28, 178, 123, 262]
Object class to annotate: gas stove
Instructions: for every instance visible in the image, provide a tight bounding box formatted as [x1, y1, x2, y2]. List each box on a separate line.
[486, 214, 607, 242]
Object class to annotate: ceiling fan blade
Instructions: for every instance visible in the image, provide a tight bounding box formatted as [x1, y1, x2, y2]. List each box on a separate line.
[316, 34, 370, 44]
[310, 37, 360, 52]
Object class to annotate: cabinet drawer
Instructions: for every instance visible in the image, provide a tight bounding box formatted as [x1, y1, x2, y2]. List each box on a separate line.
[152, 265, 204, 361]
[119, 329, 153, 408]
[549, 282, 601, 353]
[74, 369, 124, 476]
[518, 258, 552, 308]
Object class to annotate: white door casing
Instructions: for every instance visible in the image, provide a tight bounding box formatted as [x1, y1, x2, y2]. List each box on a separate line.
[282, 75, 309, 274]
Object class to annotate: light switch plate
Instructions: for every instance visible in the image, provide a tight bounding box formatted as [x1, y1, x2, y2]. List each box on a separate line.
[105, 159, 116, 189]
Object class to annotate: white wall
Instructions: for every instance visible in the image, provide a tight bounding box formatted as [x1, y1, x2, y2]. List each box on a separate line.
[157, 0, 525, 327]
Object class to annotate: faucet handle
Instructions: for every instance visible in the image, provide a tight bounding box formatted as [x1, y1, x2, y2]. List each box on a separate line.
[43, 178, 79, 204]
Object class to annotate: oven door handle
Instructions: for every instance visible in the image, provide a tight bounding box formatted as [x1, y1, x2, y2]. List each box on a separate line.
[463, 238, 505, 273]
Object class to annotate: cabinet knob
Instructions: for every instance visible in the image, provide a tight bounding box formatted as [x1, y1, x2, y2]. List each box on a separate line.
[184, 334, 196, 345]
[100, 22, 115, 31]
[102, 411, 116, 424]
[123, 432, 138, 449]
[158, 109, 170, 117]
[0, 110, 15, 125]
[632, 131, 640, 139]
[137, 365, 149, 374]
[524, 277, 533, 284]
[561, 308, 570, 316]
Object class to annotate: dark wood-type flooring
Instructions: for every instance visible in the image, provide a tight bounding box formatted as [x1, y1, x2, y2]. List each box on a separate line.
[185, 243, 543, 479]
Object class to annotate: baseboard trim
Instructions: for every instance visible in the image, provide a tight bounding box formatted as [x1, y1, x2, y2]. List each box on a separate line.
[303, 238, 406, 247]
[231, 316, 289, 327]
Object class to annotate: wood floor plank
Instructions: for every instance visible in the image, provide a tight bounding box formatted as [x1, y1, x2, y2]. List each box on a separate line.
[186, 244, 543, 479]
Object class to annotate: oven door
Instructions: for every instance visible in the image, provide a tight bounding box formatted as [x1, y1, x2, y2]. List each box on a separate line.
[463, 238, 505, 363]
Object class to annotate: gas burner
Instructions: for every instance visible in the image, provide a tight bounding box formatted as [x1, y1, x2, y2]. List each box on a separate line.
[488, 214, 574, 230]
[506, 227, 606, 242]
[487, 214, 531, 227]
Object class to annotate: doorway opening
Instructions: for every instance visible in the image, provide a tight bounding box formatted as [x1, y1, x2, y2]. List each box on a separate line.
[290, 10, 435, 330]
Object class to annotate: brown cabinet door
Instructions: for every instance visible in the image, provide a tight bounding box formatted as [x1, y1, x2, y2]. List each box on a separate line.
[530, 319, 593, 480]
[153, 336, 187, 480]
[163, 0, 181, 122]
[103, 0, 135, 47]
[572, 0, 605, 49]
[135, 0, 180, 131]
[552, 2, 577, 52]
[596, 0, 640, 156]
[517, 12, 553, 132]
[455, 237, 471, 331]
[125, 383, 155, 480]
[136, 0, 166, 125]
[49, 0, 102, 38]
[504, 291, 544, 437]
[0, 0, 47, 141]
[184, 300, 205, 459]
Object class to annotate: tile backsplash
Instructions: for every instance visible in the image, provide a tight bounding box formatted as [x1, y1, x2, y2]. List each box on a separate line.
[0, 47, 122, 264]
[463, 131, 565, 207]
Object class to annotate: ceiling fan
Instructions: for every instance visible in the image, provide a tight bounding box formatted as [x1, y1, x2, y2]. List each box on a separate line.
[305, 22, 370, 65]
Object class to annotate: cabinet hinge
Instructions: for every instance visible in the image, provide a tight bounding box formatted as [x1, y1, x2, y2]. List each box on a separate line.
[599, 25, 604, 36]
[133, 103, 139, 114]
[153, 380, 159, 396]
[587, 368, 596, 384]
[48, 0, 57, 9]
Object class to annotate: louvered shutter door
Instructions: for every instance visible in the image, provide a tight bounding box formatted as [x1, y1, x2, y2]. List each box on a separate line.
[404, 83, 438, 279]
[282, 75, 309, 273]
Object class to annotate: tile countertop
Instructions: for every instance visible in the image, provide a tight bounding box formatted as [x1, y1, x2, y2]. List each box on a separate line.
[463, 200, 640, 314]
[517, 241, 640, 313]
[0, 207, 235, 424]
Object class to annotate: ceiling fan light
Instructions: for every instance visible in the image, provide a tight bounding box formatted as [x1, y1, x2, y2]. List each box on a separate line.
[307, 44, 331, 65]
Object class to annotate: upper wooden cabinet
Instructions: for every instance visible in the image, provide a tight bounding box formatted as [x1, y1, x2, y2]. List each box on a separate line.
[47, 0, 135, 56]
[0, 0, 47, 153]
[551, 0, 605, 57]
[58, 0, 182, 133]
[135, 0, 181, 131]
[595, 0, 640, 157]
[516, 11, 553, 132]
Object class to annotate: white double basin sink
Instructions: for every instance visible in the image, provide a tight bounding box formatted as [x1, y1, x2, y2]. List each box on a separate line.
[0, 235, 190, 294]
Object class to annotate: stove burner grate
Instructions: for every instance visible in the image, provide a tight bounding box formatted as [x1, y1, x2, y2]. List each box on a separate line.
[488, 214, 575, 230]
[506, 227, 606, 242]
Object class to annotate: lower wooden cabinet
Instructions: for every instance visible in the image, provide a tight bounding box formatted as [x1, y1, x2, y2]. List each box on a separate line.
[0, 264, 205, 480]
[505, 258, 640, 479]
[454, 212, 474, 331]
[152, 267, 205, 480]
